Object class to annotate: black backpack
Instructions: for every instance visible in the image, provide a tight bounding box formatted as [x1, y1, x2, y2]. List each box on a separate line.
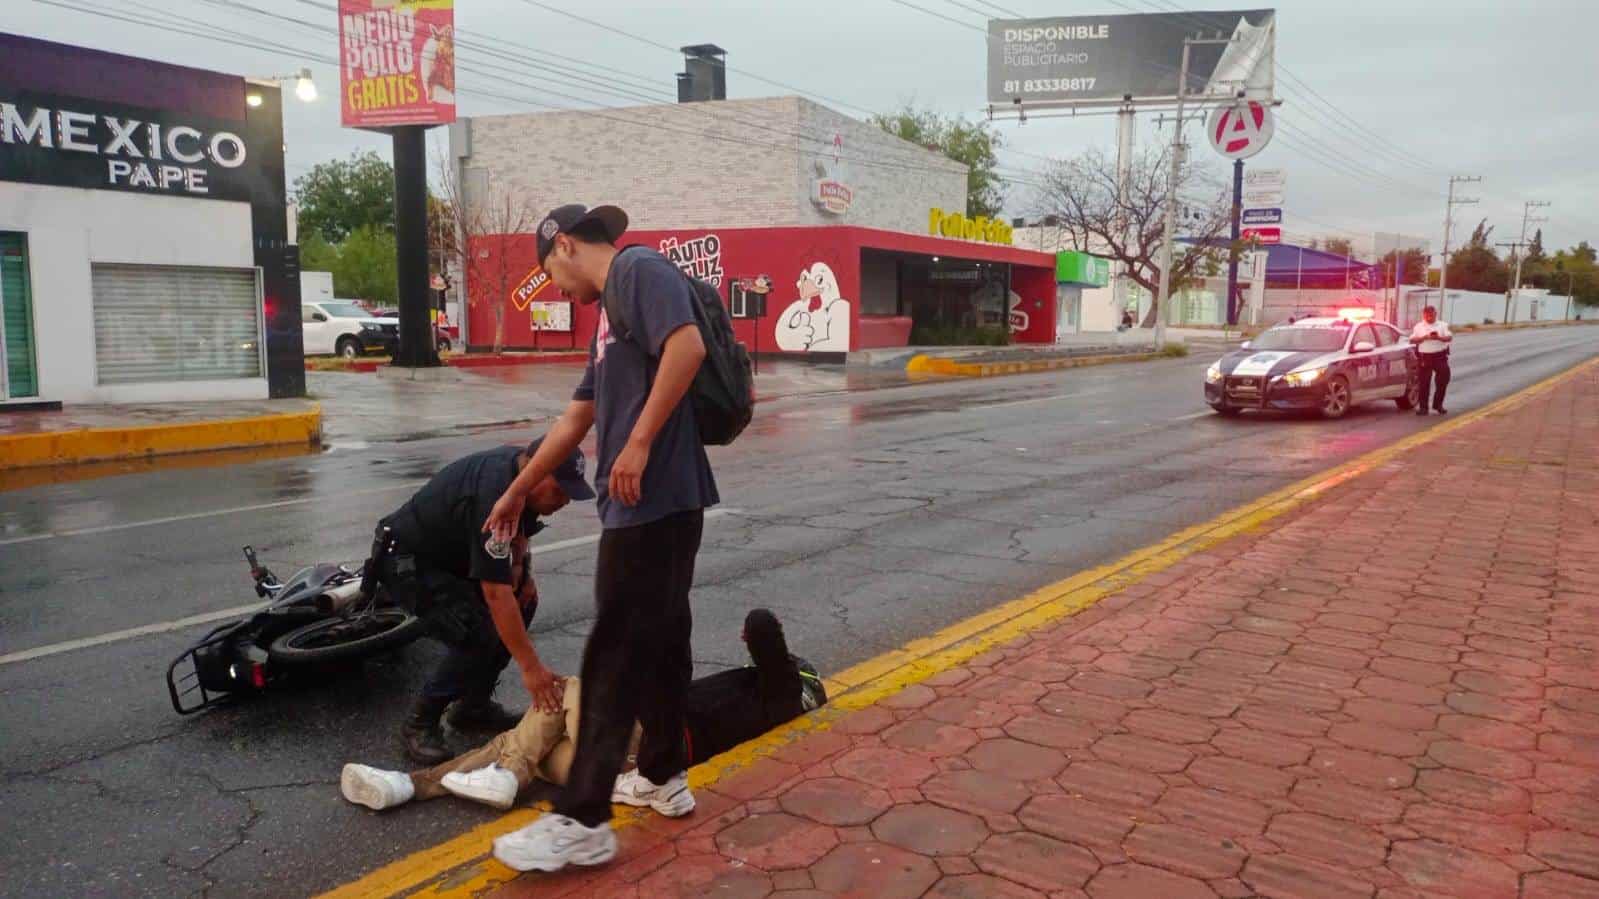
[604, 249, 755, 446]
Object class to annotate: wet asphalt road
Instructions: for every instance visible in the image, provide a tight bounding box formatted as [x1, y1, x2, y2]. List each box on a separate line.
[1, 326, 1593, 898]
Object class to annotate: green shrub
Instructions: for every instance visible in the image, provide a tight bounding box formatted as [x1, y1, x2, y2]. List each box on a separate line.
[1160, 343, 1190, 358]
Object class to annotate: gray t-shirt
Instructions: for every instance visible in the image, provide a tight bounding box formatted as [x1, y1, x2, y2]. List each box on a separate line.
[574, 247, 719, 529]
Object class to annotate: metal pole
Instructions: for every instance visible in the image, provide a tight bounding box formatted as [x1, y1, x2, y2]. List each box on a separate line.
[1225, 158, 1243, 327]
[1154, 40, 1192, 350]
[1438, 180, 1453, 323]
[1114, 104, 1135, 328]
[1566, 271, 1574, 322]
[392, 125, 439, 367]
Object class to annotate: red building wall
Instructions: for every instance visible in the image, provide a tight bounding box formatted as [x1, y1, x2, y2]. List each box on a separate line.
[465, 225, 1057, 353]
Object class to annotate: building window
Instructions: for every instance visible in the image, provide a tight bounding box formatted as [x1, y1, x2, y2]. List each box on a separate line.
[90, 264, 263, 385]
[1, 232, 39, 399]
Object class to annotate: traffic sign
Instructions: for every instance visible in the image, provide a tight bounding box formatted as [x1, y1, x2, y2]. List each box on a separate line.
[1242, 227, 1281, 245]
[1243, 188, 1285, 207]
[1207, 101, 1274, 160]
[1242, 207, 1282, 226]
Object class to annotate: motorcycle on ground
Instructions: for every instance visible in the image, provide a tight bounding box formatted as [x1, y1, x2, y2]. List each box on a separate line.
[166, 528, 425, 714]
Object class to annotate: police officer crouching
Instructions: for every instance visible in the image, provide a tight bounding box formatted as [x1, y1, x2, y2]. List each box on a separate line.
[379, 437, 595, 765]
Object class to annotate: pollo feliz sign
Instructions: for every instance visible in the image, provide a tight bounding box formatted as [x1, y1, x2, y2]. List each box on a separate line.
[339, 0, 456, 128]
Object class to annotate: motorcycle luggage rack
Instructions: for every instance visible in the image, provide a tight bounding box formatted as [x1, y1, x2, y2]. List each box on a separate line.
[165, 620, 244, 715]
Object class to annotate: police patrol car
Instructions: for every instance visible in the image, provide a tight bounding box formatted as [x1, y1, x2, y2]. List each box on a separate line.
[1204, 308, 1420, 419]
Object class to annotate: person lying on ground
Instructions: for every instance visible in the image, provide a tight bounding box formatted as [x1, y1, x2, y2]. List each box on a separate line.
[338, 609, 826, 813]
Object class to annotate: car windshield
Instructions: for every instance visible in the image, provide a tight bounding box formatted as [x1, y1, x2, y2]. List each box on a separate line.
[1251, 325, 1350, 352]
[320, 302, 371, 319]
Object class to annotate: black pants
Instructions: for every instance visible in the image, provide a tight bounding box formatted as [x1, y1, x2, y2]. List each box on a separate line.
[1418, 352, 1451, 411]
[383, 557, 531, 703]
[556, 509, 703, 827]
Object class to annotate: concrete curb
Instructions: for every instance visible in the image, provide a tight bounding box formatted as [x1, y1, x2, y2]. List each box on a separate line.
[905, 349, 1169, 378]
[0, 405, 323, 470]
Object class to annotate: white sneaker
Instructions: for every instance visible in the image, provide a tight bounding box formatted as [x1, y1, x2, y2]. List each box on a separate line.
[441, 763, 519, 810]
[492, 814, 618, 872]
[612, 769, 696, 818]
[341, 764, 415, 811]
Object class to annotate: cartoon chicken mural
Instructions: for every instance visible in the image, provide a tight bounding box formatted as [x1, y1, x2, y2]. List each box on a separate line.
[776, 262, 851, 352]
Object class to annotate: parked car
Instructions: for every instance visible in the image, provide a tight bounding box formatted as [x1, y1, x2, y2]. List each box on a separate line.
[1204, 308, 1420, 419]
[301, 300, 399, 359]
[367, 307, 453, 352]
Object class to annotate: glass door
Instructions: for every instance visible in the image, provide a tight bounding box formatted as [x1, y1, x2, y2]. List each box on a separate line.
[1, 232, 39, 399]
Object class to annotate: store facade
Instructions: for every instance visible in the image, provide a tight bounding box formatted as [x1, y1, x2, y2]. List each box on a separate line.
[0, 33, 302, 406]
[452, 96, 1058, 357]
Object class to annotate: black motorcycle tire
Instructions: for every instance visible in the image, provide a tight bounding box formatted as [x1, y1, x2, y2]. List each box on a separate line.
[267, 609, 426, 667]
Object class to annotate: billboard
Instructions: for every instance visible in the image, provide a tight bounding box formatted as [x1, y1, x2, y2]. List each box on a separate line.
[339, 0, 456, 128]
[988, 9, 1275, 105]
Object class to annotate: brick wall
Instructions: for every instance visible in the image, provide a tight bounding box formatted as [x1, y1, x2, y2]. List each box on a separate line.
[453, 97, 966, 234]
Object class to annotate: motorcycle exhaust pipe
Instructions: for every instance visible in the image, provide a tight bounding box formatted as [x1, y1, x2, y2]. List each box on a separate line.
[315, 581, 365, 614]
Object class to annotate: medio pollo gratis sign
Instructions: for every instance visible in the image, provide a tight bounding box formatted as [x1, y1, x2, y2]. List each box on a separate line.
[339, 0, 456, 129]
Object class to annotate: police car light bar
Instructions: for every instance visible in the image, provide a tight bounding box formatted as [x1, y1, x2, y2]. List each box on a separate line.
[1338, 307, 1375, 321]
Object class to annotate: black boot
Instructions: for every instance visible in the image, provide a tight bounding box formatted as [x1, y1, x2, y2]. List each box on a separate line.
[401, 696, 453, 766]
[445, 696, 524, 734]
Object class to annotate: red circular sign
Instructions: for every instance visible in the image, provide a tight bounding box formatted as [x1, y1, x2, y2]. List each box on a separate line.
[1208, 101, 1274, 160]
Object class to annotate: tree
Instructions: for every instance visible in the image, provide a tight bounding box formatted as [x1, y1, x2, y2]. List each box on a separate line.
[1445, 243, 1509, 294]
[1032, 146, 1233, 328]
[437, 159, 537, 353]
[333, 226, 399, 306]
[293, 150, 395, 244]
[1323, 237, 1354, 258]
[872, 106, 1005, 218]
[1379, 248, 1429, 286]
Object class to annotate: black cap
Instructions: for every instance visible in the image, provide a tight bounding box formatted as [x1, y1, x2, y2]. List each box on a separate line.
[535, 204, 629, 265]
[526, 437, 596, 501]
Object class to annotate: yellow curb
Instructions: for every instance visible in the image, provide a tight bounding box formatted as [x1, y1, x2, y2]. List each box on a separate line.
[906, 349, 1167, 379]
[321, 356, 1597, 899]
[0, 405, 322, 470]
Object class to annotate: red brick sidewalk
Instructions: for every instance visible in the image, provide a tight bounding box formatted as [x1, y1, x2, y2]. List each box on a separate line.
[494, 362, 1599, 899]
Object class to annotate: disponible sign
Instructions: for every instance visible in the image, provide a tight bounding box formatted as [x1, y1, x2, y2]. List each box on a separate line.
[988, 9, 1276, 104]
[0, 91, 253, 201]
[339, 0, 456, 128]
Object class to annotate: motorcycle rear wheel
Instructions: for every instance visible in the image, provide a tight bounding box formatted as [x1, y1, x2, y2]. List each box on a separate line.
[267, 609, 426, 667]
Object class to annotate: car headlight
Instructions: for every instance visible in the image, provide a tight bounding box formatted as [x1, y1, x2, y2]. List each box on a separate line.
[1206, 363, 1223, 384]
[1281, 367, 1326, 388]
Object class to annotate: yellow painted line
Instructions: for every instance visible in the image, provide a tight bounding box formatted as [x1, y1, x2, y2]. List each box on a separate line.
[906, 350, 1165, 379]
[0, 405, 321, 470]
[322, 357, 1596, 899]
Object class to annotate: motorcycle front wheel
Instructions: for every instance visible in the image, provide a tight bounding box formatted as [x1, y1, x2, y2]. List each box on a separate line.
[267, 609, 426, 667]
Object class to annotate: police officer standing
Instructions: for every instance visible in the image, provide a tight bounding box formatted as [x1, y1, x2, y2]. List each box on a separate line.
[1409, 305, 1453, 415]
[380, 437, 595, 764]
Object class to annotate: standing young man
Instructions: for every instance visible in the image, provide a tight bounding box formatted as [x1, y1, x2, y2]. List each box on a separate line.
[1409, 305, 1453, 415]
[484, 204, 717, 872]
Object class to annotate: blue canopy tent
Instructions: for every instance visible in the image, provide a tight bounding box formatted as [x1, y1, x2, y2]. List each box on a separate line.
[1181, 239, 1380, 290]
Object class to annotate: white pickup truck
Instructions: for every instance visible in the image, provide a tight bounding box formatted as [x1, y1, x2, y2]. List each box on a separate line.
[301, 300, 399, 359]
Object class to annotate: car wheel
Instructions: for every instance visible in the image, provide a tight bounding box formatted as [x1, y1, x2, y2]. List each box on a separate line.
[1210, 403, 1241, 417]
[336, 337, 362, 360]
[1319, 375, 1352, 420]
[1395, 375, 1419, 411]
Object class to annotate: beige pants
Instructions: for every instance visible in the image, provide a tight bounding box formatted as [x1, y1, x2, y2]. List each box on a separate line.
[408, 678, 644, 802]
[410, 678, 582, 800]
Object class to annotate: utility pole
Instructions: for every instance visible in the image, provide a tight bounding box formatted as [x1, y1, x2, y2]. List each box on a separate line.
[1155, 32, 1235, 350]
[1436, 175, 1480, 324]
[1512, 200, 1551, 297]
[1495, 240, 1527, 325]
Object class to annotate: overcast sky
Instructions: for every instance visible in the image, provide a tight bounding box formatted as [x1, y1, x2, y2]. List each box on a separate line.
[6, 0, 1596, 260]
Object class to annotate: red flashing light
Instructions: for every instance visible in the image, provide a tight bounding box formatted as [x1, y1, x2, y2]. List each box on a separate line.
[250, 662, 267, 689]
[1338, 306, 1375, 322]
